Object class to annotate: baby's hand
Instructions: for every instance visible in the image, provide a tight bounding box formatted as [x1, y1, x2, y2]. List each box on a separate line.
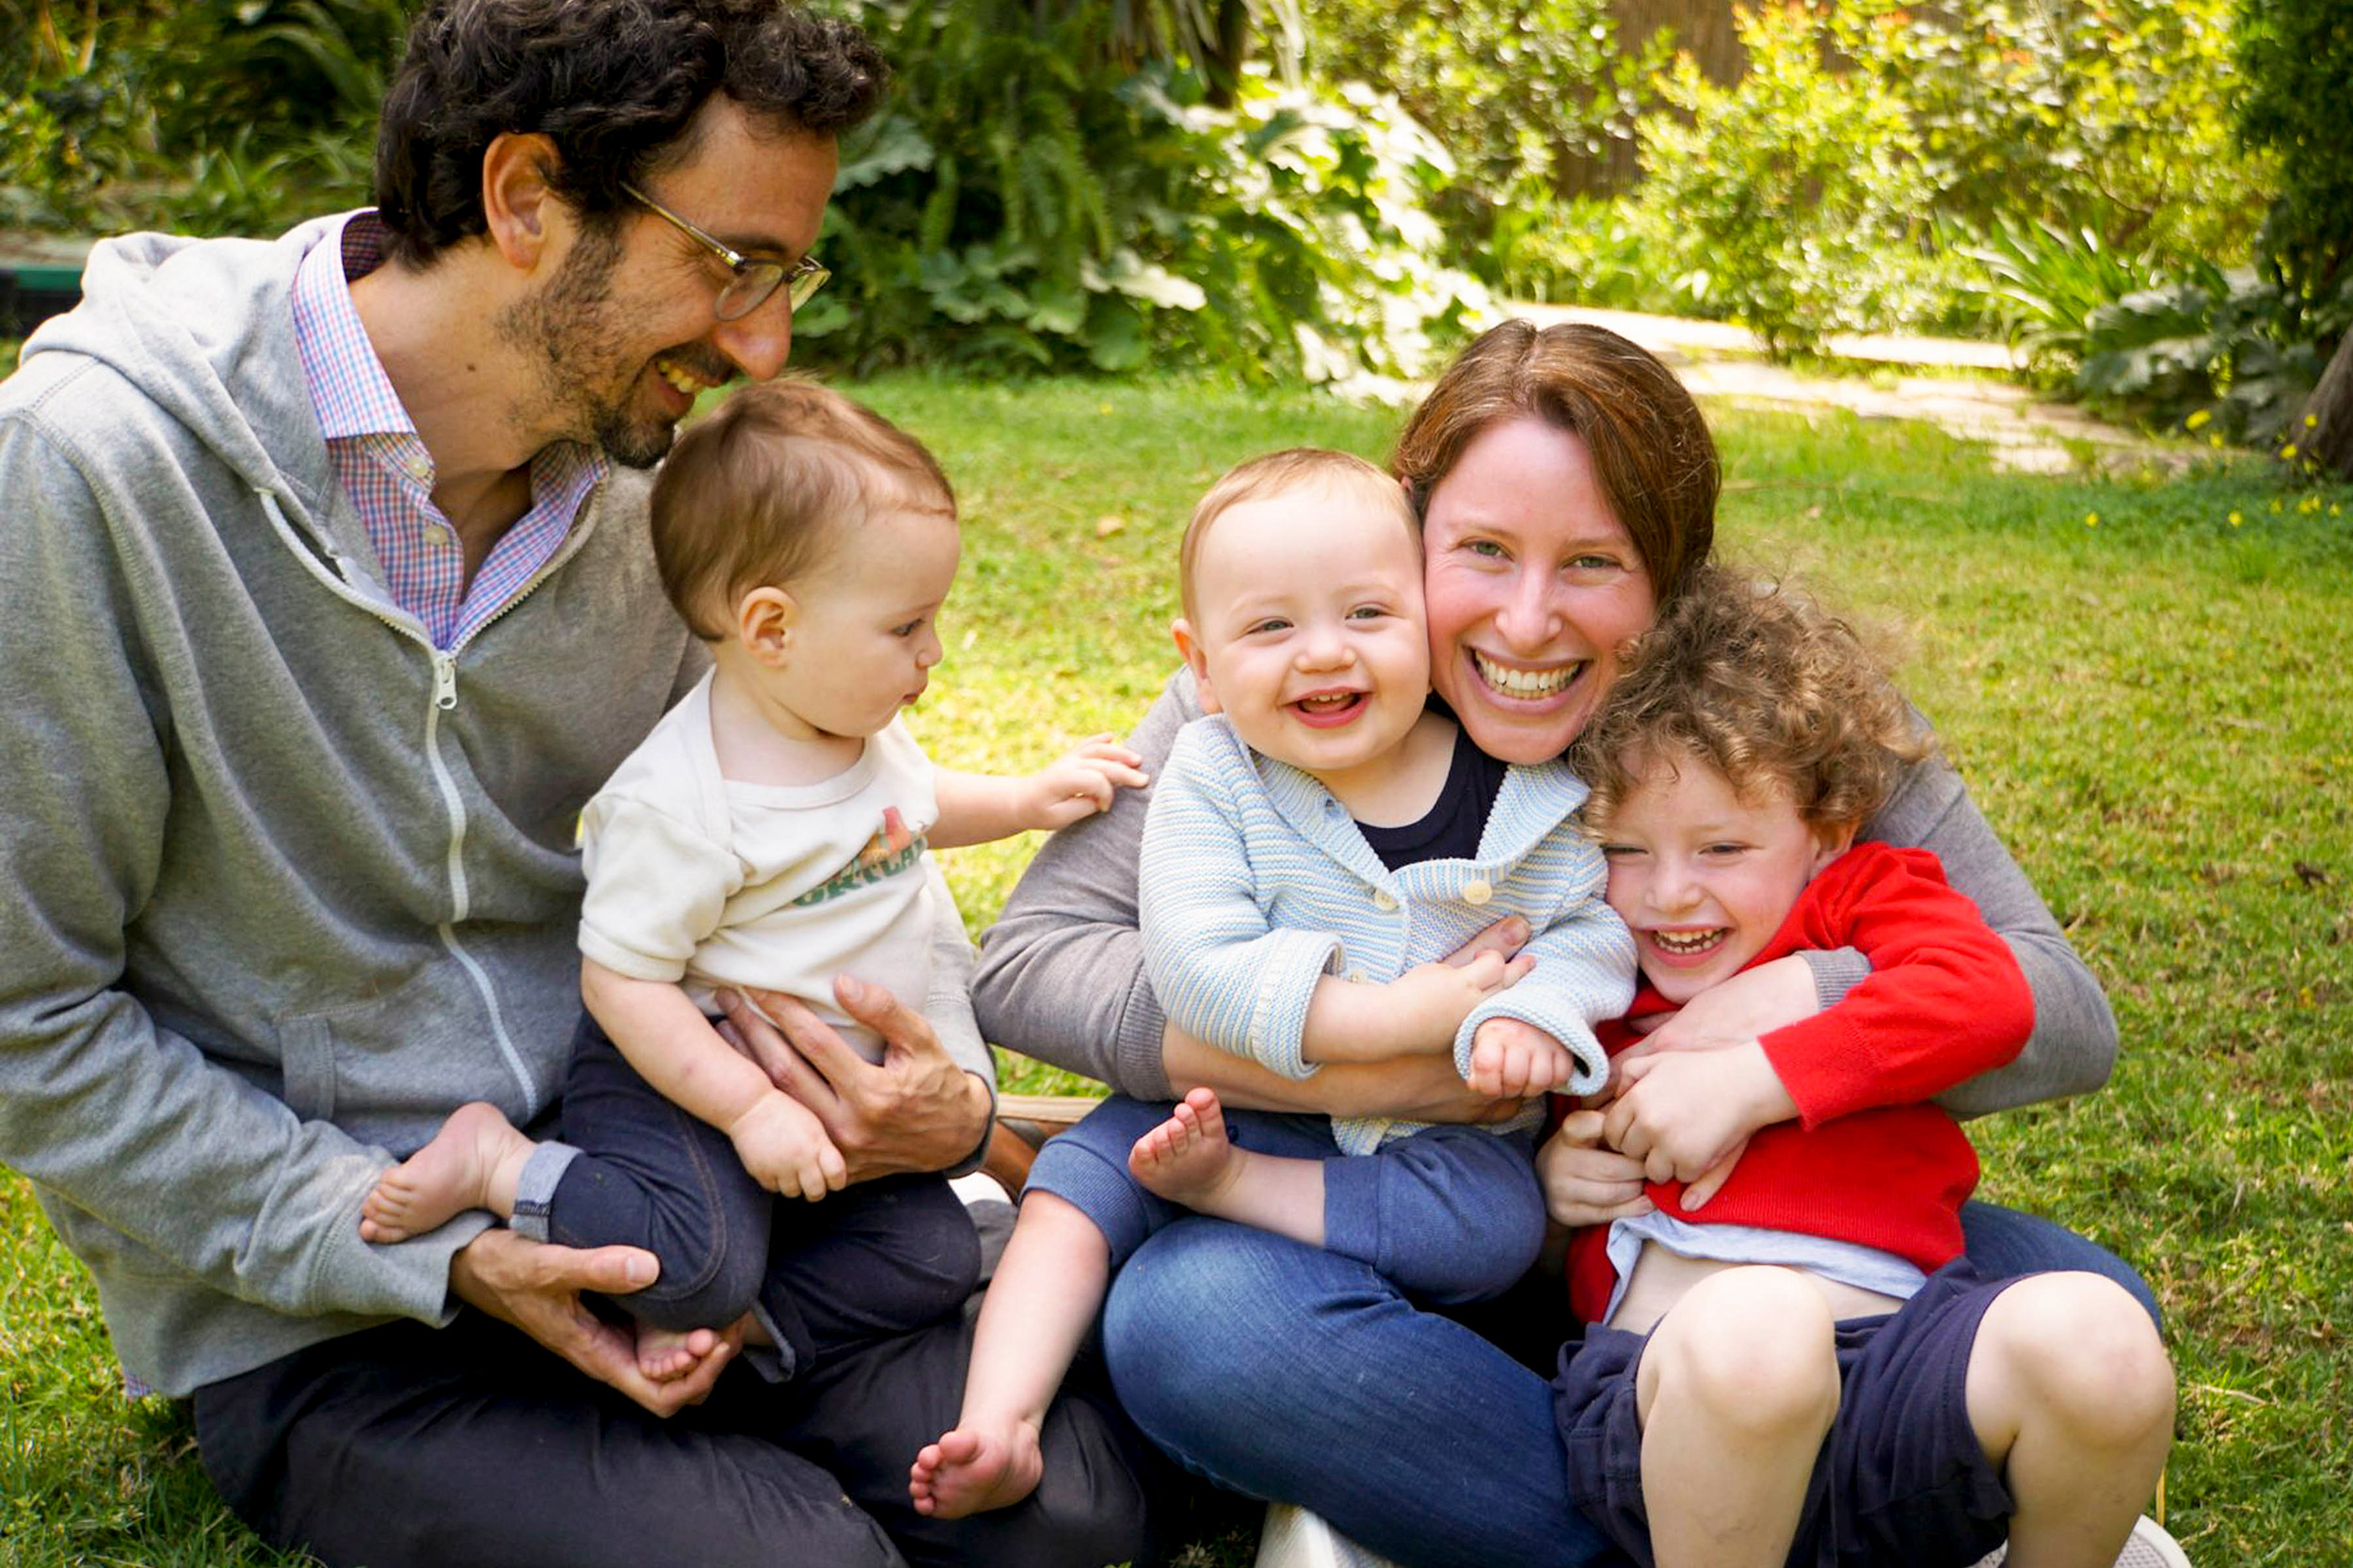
[1386, 951, 1534, 1045]
[1465, 1015, 1580, 1098]
[728, 1092, 846, 1201]
[1022, 736, 1148, 830]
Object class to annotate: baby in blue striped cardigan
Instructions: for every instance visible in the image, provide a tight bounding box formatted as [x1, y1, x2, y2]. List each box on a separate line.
[912, 448, 1636, 1520]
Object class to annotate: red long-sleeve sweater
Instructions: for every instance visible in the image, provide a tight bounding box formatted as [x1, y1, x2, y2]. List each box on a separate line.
[1565, 841, 2034, 1325]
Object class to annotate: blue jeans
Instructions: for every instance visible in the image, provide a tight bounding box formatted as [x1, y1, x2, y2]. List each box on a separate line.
[1030, 1095, 1545, 1304]
[1101, 1200, 2154, 1568]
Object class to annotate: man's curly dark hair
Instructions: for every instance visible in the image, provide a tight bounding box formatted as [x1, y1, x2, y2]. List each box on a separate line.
[374, 0, 888, 268]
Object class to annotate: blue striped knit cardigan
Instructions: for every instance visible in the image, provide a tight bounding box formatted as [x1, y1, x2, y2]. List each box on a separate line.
[1138, 713, 1639, 1155]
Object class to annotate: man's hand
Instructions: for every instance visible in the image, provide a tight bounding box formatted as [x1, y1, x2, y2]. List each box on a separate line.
[1600, 1041, 1796, 1192]
[1022, 736, 1149, 830]
[727, 1089, 847, 1200]
[715, 975, 990, 1183]
[449, 1227, 734, 1417]
[1465, 1016, 1577, 1099]
[1537, 1109, 1654, 1228]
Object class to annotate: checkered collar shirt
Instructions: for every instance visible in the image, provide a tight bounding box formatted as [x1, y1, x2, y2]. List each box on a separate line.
[291, 211, 606, 650]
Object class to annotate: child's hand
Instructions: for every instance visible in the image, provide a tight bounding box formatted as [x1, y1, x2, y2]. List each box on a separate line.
[728, 1091, 847, 1201]
[1465, 1015, 1579, 1098]
[1021, 736, 1148, 831]
[1601, 1042, 1790, 1196]
[1387, 951, 1535, 1046]
[1537, 1108, 1655, 1228]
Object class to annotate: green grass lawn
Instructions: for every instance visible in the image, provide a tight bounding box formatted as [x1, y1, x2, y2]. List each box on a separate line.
[4, 373, 2347, 1565]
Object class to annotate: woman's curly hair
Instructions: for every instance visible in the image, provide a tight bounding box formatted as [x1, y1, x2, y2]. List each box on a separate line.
[1572, 565, 1934, 831]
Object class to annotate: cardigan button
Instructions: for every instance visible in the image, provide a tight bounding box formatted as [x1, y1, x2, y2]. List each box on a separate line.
[1462, 878, 1494, 905]
[1371, 888, 1399, 912]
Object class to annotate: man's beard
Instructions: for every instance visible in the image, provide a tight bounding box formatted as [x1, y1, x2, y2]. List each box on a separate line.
[497, 218, 682, 470]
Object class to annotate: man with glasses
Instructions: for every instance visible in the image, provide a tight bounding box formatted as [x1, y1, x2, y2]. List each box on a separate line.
[0, 3, 1180, 1565]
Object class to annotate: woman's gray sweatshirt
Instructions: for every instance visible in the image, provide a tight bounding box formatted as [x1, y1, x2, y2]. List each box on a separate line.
[0, 221, 991, 1397]
[973, 669, 2118, 1115]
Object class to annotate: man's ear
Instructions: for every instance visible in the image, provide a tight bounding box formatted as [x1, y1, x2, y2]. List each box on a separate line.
[1172, 617, 1220, 713]
[481, 131, 564, 269]
[738, 585, 798, 665]
[1812, 816, 1861, 874]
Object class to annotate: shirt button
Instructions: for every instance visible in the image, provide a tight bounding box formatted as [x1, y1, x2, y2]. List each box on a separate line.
[424, 525, 454, 548]
[1345, 968, 1367, 984]
[1462, 878, 1494, 905]
[406, 456, 432, 481]
[1371, 889, 1399, 912]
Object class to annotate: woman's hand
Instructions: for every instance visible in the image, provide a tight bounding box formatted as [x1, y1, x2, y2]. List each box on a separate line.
[1537, 1109, 1653, 1228]
[1614, 954, 1819, 1064]
[1166, 1027, 1526, 1124]
[713, 975, 991, 1183]
[1162, 914, 1538, 1122]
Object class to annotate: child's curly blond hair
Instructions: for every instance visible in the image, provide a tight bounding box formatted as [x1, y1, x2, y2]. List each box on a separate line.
[1573, 565, 1934, 831]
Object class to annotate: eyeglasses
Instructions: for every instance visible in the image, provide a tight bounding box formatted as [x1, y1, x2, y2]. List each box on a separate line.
[619, 180, 829, 321]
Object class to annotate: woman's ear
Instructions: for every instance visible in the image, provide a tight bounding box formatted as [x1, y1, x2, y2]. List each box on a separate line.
[738, 585, 798, 665]
[1172, 617, 1220, 713]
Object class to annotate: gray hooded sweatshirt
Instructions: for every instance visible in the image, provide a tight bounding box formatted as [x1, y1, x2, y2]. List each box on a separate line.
[0, 219, 986, 1396]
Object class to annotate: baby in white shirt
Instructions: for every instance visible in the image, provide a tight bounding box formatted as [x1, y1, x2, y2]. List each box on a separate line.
[360, 379, 1142, 1380]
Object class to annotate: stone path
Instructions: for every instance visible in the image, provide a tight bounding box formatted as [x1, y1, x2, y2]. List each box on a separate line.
[1513, 303, 2185, 475]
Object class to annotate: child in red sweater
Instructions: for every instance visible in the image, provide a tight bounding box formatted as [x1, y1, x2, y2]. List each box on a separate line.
[1550, 568, 2174, 1568]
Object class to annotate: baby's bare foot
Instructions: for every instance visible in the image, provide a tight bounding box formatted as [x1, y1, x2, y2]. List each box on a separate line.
[636, 1324, 717, 1383]
[1128, 1087, 1241, 1210]
[908, 1422, 1044, 1518]
[360, 1101, 534, 1243]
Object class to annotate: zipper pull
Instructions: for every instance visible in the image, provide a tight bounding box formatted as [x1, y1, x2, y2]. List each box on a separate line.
[432, 652, 458, 711]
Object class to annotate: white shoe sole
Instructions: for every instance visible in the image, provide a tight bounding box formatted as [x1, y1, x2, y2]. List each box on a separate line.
[1254, 1503, 1404, 1568]
[1969, 1514, 2192, 1568]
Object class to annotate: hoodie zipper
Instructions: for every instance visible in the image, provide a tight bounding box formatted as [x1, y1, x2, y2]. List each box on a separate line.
[253, 485, 604, 1118]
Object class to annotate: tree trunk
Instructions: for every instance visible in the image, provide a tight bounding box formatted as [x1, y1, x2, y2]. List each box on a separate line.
[2299, 327, 2353, 482]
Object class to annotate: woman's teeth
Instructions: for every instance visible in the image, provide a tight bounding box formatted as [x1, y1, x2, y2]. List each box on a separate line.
[1474, 652, 1578, 697]
[1650, 929, 1726, 955]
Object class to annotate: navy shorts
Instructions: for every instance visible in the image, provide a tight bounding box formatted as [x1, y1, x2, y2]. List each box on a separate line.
[1555, 1261, 2020, 1567]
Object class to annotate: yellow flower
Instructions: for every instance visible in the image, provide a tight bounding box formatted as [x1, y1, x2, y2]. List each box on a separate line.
[2281, 443, 2298, 459]
[2306, 413, 2320, 427]
[2334, 504, 2344, 517]
[2301, 496, 2321, 513]
[2185, 409, 2212, 430]
[2085, 512, 2099, 527]
[2228, 511, 2243, 525]
[2210, 434, 2224, 448]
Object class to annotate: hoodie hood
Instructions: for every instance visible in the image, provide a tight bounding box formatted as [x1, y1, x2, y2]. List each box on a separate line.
[24, 216, 350, 548]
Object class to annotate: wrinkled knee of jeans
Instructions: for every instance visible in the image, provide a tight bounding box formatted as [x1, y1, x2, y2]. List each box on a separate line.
[618, 1237, 768, 1333]
[872, 1192, 984, 1333]
[1102, 1222, 1351, 1432]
